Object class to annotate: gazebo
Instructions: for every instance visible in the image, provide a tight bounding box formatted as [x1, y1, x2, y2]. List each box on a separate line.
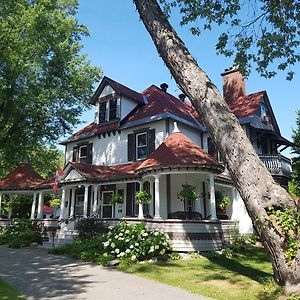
[0, 163, 59, 226]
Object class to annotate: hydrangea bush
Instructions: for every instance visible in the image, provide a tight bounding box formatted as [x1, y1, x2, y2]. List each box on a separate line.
[102, 221, 172, 263]
[50, 220, 173, 265]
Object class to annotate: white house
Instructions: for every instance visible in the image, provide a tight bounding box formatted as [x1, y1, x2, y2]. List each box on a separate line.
[0, 67, 293, 251]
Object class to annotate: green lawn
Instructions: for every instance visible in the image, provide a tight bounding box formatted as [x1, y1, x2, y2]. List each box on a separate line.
[118, 247, 283, 300]
[0, 278, 23, 300]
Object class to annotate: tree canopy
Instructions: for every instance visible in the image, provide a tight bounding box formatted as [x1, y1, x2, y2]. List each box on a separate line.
[0, 0, 101, 175]
[292, 110, 300, 196]
[159, 0, 300, 80]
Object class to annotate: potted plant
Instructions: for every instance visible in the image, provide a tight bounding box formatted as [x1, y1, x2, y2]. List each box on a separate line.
[215, 191, 231, 211]
[111, 193, 124, 204]
[178, 184, 197, 202]
[135, 190, 152, 205]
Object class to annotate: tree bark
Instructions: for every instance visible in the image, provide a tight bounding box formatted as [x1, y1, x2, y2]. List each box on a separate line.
[133, 0, 300, 295]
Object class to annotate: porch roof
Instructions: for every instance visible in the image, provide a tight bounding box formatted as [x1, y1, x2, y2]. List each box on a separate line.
[0, 163, 55, 191]
[62, 161, 143, 183]
[136, 131, 224, 175]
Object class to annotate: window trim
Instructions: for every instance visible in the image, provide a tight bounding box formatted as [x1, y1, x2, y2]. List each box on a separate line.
[136, 132, 148, 160]
[98, 97, 120, 124]
[79, 145, 88, 160]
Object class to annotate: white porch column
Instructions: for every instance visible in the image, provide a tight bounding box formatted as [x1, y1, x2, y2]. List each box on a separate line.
[138, 182, 144, 219]
[93, 185, 99, 213]
[83, 184, 89, 217]
[230, 187, 238, 220]
[37, 192, 44, 220]
[149, 179, 154, 217]
[209, 174, 217, 220]
[154, 174, 161, 219]
[30, 192, 37, 220]
[0, 194, 2, 217]
[59, 188, 66, 220]
[8, 195, 13, 219]
[70, 187, 76, 218]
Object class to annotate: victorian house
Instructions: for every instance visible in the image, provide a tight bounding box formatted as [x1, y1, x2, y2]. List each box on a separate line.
[0, 67, 292, 251]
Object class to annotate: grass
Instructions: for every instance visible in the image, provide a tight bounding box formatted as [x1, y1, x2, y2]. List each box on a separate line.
[0, 277, 24, 300]
[118, 247, 284, 300]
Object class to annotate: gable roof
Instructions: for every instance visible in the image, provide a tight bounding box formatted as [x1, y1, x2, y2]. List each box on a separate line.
[91, 76, 145, 105]
[227, 91, 265, 118]
[0, 163, 44, 191]
[125, 85, 203, 128]
[136, 131, 223, 174]
[62, 161, 143, 183]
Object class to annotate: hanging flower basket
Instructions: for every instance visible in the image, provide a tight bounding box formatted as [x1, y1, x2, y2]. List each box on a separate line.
[135, 190, 151, 205]
[111, 193, 124, 204]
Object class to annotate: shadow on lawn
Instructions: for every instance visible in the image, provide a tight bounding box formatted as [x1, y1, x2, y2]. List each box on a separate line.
[206, 247, 273, 284]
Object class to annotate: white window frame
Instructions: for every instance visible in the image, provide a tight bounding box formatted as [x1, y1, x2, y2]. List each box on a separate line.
[98, 97, 120, 124]
[136, 132, 148, 160]
[79, 145, 88, 160]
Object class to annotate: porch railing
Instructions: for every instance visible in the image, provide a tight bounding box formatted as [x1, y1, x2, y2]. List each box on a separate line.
[258, 154, 292, 177]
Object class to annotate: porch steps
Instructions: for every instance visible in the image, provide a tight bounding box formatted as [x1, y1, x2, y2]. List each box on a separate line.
[41, 229, 78, 249]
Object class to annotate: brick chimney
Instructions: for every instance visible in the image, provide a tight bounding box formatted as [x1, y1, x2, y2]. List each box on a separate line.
[221, 65, 246, 104]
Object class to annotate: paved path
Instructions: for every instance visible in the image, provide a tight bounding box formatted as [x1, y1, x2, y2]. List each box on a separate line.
[0, 247, 208, 300]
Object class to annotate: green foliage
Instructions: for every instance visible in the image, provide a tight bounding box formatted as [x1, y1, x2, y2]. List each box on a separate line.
[0, 0, 101, 172]
[49, 199, 61, 208]
[76, 217, 109, 240]
[0, 218, 43, 248]
[259, 278, 284, 300]
[111, 193, 124, 204]
[102, 221, 172, 261]
[292, 110, 300, 196]
[159, 0, 300, 79]
[215, 191, 231, 209]
[169, 252, 182, 260]
[221, 247, 234, 259]
[178, 184, 197, 201]
[267, 207, 300, 262]
[135, 190, 152, 204]
[51, 221, 172, 265]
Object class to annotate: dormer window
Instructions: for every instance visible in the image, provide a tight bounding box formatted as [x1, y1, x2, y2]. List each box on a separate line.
[98, 97, 120, 124]
[260, 104, 269, 123]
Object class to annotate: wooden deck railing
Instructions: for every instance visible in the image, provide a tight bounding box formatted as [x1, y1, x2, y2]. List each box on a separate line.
[258, 154, 292, 177]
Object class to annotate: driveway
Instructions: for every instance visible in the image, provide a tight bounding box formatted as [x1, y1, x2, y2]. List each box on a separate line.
[0, 247, 208, 300]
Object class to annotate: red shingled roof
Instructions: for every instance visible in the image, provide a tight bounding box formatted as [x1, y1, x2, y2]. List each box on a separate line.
[126, 85, 202, 126]
[0, 163, 56, 191]
[227, 91, 265, 118]
[136, 131, 223, 173]
[0, 163, 44, 190]
[91, 76, 145, 105]
[61, 121, 119, 144]
[66, 161, 143, 181]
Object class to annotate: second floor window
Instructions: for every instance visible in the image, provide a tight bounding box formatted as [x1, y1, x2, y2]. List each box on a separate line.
[99, 98, 120, 124]
[73, 143, 93, 164]
[207, 137, 222, 162]
[136, 132, 148, 160]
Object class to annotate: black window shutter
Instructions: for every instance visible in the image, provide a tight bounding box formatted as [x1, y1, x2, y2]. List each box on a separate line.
[72, 146, 79, 162]
[148, 128, 155, 156]
[86, 143, 93, 164]
[127, 133, 135, 161]
[126, 183, 134, 216]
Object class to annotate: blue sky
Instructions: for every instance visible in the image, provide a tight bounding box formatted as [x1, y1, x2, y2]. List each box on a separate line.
[73, 1, 299, 156]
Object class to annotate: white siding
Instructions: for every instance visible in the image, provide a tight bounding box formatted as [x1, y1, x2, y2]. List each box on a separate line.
[99, 84, 115, 97]
[120, 96, 139, 120]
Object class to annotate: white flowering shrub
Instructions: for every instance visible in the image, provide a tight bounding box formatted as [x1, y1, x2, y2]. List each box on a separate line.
[102, 221, 172, 263]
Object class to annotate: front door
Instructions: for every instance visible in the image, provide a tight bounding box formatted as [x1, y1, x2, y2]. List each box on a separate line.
[101, 191, 114, 218]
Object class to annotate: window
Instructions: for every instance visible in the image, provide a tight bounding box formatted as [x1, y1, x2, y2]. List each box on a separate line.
[136, 132, 148, 160]
[98, 98, 120, 124]
[207, 137, 222, 162]
[73, 143, 93, 164]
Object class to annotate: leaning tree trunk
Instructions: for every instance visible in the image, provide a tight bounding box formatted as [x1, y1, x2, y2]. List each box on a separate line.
[133, 0, 300, 295]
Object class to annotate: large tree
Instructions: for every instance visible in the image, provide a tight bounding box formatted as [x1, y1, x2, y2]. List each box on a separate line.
[0, 0, 101, 173]
[133, 0, 300, 295]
